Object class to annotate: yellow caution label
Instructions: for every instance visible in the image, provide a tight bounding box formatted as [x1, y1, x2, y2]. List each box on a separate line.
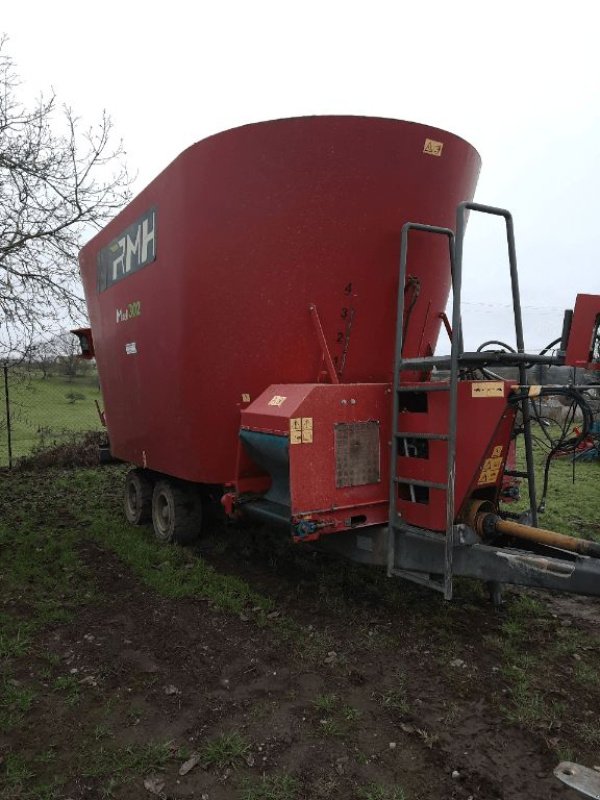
[241, 393, 251, 403]
[268, 395, 287, 407]
[472, 381, 504, 398]
[290, 417, 313, 445]
[290, 418, 302, 445]
[423, 138, 444, 157]
[477, 446, 504, 485]
[302, 417, 313, 443]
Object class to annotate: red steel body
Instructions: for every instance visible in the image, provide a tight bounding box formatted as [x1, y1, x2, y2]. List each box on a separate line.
[79, 116, 481, 484]
[565, 294, 600, 371]
[236, 380, 516, 537]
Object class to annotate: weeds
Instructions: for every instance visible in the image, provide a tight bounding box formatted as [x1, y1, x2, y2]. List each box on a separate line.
[377, 687, 409, 714]
[94, 723, 112, 741]
[241, 773, 300, 800]
[200, 732, 250, 769]
[2, 752, 36, 788]
[53, 675, 81, 706]
[80, 741, 173, 779]
[35, 748, 57, 764]
[576, 722, 600, 747]
[0, 626, 33, 659]
[318, 718, 344, 738]
[313, 693, 338, 714]
[0, 678, 36, 731]
[574, 661, 600, 687]
[343, 704, 361, 722]
[358, 783, 406, 800]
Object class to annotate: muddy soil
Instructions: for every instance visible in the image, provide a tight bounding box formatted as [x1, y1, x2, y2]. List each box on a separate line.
[5, 524, 596, 800]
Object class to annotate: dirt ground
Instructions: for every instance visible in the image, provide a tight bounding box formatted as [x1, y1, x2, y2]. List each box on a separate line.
[2, 466, 599, 800]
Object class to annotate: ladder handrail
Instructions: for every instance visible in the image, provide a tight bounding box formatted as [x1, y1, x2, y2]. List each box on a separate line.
[388, 223, 456, 598]
[389, 203, 539, 601]
[455, 202, 538, 527]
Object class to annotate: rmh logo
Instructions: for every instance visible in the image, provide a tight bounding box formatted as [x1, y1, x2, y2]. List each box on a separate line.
[98, 208, 157, 291]
[111, 210, 156, 281]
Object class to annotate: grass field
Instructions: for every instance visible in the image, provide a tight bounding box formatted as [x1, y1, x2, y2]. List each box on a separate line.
[505, 424, 599, 540]
[0, 370, 103, 466]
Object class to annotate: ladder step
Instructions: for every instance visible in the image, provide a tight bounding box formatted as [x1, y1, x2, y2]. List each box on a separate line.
[396, 432, 448, 441]
[388, 568, 445, 593]
[399, 356, 450, 369]
[394, 477, 447, 490]
[397, 383, 449, 392]
[400, 351, 552, 370]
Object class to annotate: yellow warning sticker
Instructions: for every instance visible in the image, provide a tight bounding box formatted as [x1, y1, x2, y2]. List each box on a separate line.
[302, 417, 313, 443]
[290, 418, 302, 444]
[471, 381, 504, 398]
[290, 417, 313, 445]
[268, 395, 287, 407]
[477, 446, 504, 485]
[241, 393, 251, 403]
[423, 138, 444, 157]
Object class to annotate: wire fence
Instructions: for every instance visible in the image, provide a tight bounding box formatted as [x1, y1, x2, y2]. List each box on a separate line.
[0, 361, 104, 468]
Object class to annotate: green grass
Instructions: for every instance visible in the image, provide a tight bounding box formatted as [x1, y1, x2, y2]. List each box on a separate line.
[80, 741, 173, 779]
[313, 693, 338, 714]
[76, 471, 277, 618]
[0, 477, 96, 664]
[505, 425, 599, 540]
[2, 753, 36, 789]
[357, 783, 406, 800]
[342, 704, 361, 722]
[52, 469, 327, 664]
[318, 718, 344, 738]
[0, 368, 102, 465]
[492, 594, 600, 740]
[53, 675, 82, 706]
[375, 671, 410, 714]
[310, 693, 363, 739]
[200, 732, 250, 770]
[0, 679, 36, 732]
[241, 773, 300, 800]
[377, 687, 409, 713]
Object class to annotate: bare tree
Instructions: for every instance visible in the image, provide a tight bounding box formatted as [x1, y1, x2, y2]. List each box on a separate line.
[50, 330, 82, 380]
[28, 336, 56, 379]
[29, 330, 84, 379]
[0, 36, 132, 361]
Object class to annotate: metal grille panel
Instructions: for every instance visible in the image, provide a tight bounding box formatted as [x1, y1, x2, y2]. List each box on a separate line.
[334, 421, 380, 488]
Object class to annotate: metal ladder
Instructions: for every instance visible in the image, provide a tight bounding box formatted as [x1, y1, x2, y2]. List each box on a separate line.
[387, 223, 456, 598]
[387, 203, 539, 601]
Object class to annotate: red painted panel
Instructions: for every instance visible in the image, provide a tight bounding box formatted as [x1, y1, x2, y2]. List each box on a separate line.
[79, 117, 480, 483]
[239, 380, 515, 537]
[241, 383, 391, 537]
[565, 294, 600, 370]
[396, 382, 516, 530]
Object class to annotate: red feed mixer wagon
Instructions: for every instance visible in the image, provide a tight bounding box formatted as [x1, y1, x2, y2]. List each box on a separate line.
[76, 116, 600, 602]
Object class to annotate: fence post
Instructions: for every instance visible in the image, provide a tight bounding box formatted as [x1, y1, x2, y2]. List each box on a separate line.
[3, 364, 12, 470]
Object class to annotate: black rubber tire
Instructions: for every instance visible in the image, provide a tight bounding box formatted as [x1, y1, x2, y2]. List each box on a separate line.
[151, 479, 202, 545]
[124, 468, 154, 525]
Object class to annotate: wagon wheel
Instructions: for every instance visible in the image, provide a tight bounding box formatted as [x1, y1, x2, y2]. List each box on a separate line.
[151, 479, 202, 545]
[124, 468, 154, 525]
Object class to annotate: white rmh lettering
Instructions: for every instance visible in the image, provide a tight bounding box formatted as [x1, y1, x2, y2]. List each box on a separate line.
[112, 237, 126, 280]
[141, 214, 155, 262]
[125, 227, 141, 272]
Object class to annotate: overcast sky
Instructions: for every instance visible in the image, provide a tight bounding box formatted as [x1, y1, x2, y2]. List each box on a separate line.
[3, 0, 599, 349]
